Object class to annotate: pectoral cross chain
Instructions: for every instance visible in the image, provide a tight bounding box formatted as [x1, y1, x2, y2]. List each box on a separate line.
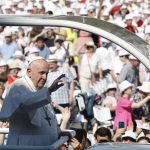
[45, 116, 51, 126]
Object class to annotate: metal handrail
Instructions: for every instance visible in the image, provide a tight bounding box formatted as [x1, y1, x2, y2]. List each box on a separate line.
[0, 130, 75, 150]
[0, 136, 68, 150]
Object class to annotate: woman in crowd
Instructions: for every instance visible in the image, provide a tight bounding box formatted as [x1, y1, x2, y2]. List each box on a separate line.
[113, 80, 150, 130]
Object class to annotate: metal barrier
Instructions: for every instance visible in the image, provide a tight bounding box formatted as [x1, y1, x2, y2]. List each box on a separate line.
[0, 129, 75, 150]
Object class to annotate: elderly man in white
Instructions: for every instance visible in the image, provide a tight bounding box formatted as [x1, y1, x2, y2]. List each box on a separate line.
[0, 56, 65, 146]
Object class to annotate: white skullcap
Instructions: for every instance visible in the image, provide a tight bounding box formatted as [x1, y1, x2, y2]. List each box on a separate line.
[28, 56, 45, 66]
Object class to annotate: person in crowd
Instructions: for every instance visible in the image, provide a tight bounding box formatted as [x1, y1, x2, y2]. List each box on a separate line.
[118, 51, 140, 90]
[0, 82, 4, 109]
[68, 128, 87, 150]
[5, 61, 21, 88]
[49, 39, 66, 66]
[76, 30, 94, 56]
[137, 136, 150, 143]
[0, 59, 8, 83]
[138, 122, 150, 139]
[0, 56, 65, 146]
[0, 82, 8, 145]
[11, 50, 27, 70]
[94, 127, 112, 143]
[44, 27, 56, 48]
[79, 41, 100, 92]
[87, 5, 97, 18]
[128, 55, 140, 91]
[133, 81, 150, 122]
[121, 130, 137, 143]
[102, 83, 117, 119]
[124, 14, 137, 33]
[46, 55, 75, 112]
[35, 36, 50, 59]
[0, 29, 19, 61]
[118, 49, 130, 83]
[113, 80, 150, 130]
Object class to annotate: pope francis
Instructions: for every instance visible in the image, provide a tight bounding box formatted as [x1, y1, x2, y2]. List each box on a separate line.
[0, 56, 65, 146]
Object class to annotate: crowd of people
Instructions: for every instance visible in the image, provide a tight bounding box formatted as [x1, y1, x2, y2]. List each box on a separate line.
[0, 0, 150, 149]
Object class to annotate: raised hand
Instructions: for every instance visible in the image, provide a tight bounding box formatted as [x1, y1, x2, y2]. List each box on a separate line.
[48, 74, 65, 93]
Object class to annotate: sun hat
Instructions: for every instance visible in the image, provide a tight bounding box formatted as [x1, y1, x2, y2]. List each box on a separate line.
[107, 83, 117, 91]
[122, 130, 137, 140]
[29, 47, 40, 54]
[47, 55, 57, 63]
[118, 50, 130, 57]
[13, 50, 24, 58]
[87, 4, 96, 11]
[129, 55, 138, 60]
[8, 61, 21, 70]
[140, 123, 150, 130]
[4, 30, 12, 37]
[119, 80, 133, 93]
[0, 59, 7, 67]
[137, 81, 150, 93]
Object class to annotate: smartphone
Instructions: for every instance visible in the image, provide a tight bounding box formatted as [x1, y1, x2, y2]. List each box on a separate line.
[118, 121, 124, 128]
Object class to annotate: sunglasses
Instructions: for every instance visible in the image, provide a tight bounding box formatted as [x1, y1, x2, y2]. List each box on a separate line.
[87, 46, 94, 49]
[89, 11, 95, 13]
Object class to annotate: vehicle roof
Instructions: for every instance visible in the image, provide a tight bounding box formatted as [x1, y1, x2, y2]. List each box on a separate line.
[87, 143, 150, 150]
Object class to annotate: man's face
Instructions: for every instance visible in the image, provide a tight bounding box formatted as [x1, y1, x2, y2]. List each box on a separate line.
[37, 40, 44, 49]
[5, 36, 12, 44]
[0, 65, 8, 74]
[48, 62, 57, 72]
[9, 68, 20, 78]
[27, 60, 49, 89]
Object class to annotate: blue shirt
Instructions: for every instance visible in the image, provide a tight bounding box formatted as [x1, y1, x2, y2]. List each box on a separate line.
[0, 41, 19, 60]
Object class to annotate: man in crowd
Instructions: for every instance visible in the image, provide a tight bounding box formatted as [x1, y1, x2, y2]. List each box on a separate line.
[46, 55, 74, 113]
[0, 56, 65, 146]
[0, 29, 19, 61]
